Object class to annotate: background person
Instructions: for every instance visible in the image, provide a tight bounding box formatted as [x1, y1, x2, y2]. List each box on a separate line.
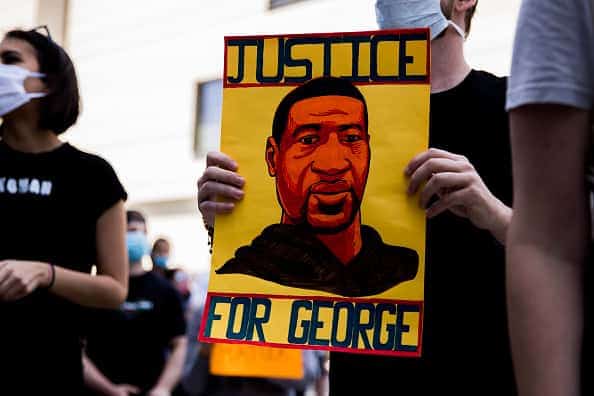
[151, 238, 191, 307]
[151, 237, 172, 279]
[84, 210, 187, 396]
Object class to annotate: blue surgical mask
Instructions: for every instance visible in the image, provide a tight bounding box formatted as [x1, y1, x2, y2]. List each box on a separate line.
[153, 255, 169, 269]
[375, 0, 465, 40]
[127, 231, 149, 264]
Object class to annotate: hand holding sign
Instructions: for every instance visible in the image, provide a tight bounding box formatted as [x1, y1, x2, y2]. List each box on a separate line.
[197, 151, 245, 228]
[405, 148, 511, 243]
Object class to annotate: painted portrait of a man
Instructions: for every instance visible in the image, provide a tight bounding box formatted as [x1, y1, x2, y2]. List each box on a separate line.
[216, 77, 418, 297]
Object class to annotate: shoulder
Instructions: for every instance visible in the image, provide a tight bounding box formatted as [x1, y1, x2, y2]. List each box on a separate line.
[65, 144, 126, 202]
[64, 144, 117, 173]
[145, 271, 175, 290]
[150, 272, 184, 301]
[507, 0, 593, 110]
[469, 70, 507, 101]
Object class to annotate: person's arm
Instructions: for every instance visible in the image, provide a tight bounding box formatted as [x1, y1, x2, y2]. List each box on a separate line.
[83, 353, 140, 396]
[507, 104, 590, 396]
[405, 148, 512, 244]
[148, 336, 188, 396]
[0, 201, 128, 308]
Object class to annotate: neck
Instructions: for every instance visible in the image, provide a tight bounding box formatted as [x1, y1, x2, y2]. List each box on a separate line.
[1, 113, 61, 154]
[130, 262, 146, 276]
[430, 28, 471, 94]
[283, 213, 363, 265]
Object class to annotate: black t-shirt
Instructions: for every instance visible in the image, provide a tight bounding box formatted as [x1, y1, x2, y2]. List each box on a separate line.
[329, 70, 515, 395]
[86, 271, 187, 392]
[0, 141, 127, 393]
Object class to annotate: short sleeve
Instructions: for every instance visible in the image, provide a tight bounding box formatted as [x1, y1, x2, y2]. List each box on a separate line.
[506, 0, 594, 111]
[88, 156, 128, 219]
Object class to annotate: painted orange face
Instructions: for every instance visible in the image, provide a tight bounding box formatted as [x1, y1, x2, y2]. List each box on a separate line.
[266, 95, 370, 232]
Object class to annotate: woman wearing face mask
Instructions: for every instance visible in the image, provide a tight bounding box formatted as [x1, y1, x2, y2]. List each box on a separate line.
[0, 27, 128, 394]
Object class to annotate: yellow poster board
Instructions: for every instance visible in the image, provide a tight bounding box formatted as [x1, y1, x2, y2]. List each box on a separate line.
[200, 29, 430, 358]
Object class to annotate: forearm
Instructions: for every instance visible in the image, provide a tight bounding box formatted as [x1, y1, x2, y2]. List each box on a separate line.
[154, 337, 187, 391]
[487, 199, 512, 245]
[507, 236, 583, 396]
[51, 267, 127, 309]
[83, 354, 117, 395]
[508, 105, 590, 396]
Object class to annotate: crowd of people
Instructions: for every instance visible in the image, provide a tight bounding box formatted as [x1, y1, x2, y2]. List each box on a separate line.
[1, 0, 593, 395]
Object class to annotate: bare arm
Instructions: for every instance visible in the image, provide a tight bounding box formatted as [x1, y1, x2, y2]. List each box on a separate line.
[83, 353, 139, 396]
[507, 105, 589, 396]
[0, 200, 128, 308]
[52, 200, 128, 308]
[149, 336, 188, 396]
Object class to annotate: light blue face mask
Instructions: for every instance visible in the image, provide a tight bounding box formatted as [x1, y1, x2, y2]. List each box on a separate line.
[127, 231, 149, 264]
[375, 0, 465, 40]
[153, 255, 169, 269]
[0, 64, 46, 117]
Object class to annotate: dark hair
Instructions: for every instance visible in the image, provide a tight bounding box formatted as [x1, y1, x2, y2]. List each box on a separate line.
[465, 0, 478, 36]
[5, 29, 80, 134]
[271, 77, 368, 144]
[126, 210, 146, 225]
[151, 238, 169, 256]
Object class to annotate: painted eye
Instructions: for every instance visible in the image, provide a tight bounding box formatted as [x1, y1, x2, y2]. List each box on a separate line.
[343, 134, 362, 143]
[299, 135, 320, 145]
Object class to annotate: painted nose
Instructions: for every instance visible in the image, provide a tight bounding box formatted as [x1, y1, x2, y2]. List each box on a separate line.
[311, 133, 350, 176]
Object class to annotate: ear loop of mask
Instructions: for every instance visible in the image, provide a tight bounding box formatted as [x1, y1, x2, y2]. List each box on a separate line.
[447, 20, 466, 39]
[25, 71, 47, 98]
[26, 92, 46, 99]
[0, 68, 47, 98]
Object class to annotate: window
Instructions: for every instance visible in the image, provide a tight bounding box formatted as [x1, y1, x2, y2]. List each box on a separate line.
[270, 0, 310, 9]
[194, 79, 223, 156]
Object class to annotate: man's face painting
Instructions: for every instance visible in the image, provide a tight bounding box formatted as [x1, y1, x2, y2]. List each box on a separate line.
[271, 95, 370, 232]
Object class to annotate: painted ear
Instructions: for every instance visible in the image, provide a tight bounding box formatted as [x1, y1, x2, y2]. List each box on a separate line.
[265, 136, 278, 177]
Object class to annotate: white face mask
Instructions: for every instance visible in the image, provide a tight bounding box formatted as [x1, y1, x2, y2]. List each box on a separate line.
[376, 0, 466, 40]
[0, 64, 46, 117]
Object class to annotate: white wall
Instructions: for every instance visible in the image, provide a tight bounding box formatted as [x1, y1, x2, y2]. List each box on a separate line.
[0, 0, 522, 273]
[466, 0, 522, 76]
[0, 0, 37, 34]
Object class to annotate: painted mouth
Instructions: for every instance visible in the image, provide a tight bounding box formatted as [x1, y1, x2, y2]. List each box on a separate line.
[318, 201, 345, 215]
[310, 180, 350, 194]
